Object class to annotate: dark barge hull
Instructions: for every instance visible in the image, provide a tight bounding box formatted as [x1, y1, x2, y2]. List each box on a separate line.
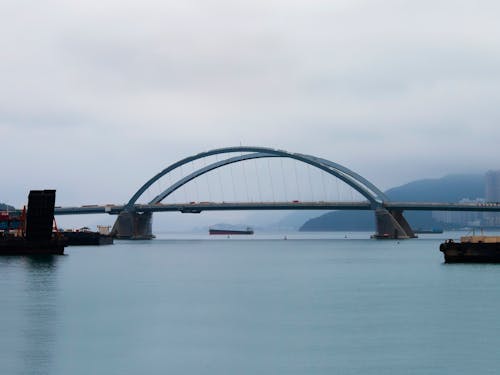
[62, 232, 114, 246]
[0, 238, 65, 255]
[440, 241, 500, 263]
[0, 190, 67, 256]
[209, 229, 254, 235]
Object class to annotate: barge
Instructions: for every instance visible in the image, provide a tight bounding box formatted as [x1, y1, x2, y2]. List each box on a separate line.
[209, 227, 254, 235]
[440, 235, 500, 263]
[0, 190, 66, 256]
[0, 236, 65, 255]
[61, 226, 113, 246]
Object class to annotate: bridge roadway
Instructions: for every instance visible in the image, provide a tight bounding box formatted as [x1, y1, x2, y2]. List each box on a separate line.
[54, 201, 500, 215]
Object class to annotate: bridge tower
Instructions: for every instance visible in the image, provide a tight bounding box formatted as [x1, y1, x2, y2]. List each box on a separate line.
[374, 208, 416, 239]
[111, 210, 153, 240]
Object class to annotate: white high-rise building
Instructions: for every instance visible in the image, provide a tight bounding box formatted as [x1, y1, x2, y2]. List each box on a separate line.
[485, 170, 500, 226]
[486, 170, 500, 202]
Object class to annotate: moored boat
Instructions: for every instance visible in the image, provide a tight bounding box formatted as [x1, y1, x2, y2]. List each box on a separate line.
[440, 235, 500, 263]
[61, 227, 113, 246]
[415, 228, 443, 234]
[0, 236, 65, 255]
[0, 190, 67, 256]
[60, 231, 113, 246]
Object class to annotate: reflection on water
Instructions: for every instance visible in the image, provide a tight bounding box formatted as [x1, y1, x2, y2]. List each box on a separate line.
[0, 256, 61, 375]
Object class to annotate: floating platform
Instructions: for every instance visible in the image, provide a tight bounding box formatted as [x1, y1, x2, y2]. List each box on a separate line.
[0, 237, 65, 255]
[62, 231, 113, 246]
[0, 190, 67, 256]
[440, 236, 500, 263]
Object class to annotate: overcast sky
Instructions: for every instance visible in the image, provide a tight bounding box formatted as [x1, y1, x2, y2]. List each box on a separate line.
[2, 0, 500, 214]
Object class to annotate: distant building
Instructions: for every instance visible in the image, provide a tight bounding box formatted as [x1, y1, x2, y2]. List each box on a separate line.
[486, 170, 500, 202]
[432, 198, 485, 227]
[431, 170, 500, 226]
[485, 170, 500, 226]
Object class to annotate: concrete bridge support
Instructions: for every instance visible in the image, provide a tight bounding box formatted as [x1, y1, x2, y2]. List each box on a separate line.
[111, 211, 154, 239]
[374, 208, 416, 239]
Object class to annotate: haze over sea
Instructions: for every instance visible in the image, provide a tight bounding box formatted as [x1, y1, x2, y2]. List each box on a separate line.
[1, 231, 499, 375]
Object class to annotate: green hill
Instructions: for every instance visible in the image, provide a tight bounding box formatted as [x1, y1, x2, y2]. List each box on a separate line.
[299, 174, 485, 231]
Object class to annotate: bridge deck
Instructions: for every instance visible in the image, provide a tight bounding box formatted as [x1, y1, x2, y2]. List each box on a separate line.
[51, 201, 500, 215]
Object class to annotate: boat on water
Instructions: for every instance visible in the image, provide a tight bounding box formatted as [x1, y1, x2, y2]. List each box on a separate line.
[61, 226, 113, 246]
[415, 228, 443, 234]
[0, 236, 65, 255]
[209, 227, 254, 235]
[0, 190, 66, 256]
[440, 235, 500, 263]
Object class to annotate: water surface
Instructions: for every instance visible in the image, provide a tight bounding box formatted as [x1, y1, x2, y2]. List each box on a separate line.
[1, 233, 499, 374]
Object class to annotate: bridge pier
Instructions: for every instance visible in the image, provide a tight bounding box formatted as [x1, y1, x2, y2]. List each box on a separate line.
[374, 208, 416, 239]
[111, 211, 154, 240]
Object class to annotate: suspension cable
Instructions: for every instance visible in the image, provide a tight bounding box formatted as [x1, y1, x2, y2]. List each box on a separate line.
[203, 156, 212, 201]
[179, 165, 188, 203]
[267, 158, 275, 202]
[321, 171, 327, 201]
[191, 159, 200, 202]
[215, 153, 225, 202]
[254, 158, 263, 202]
[335, 175, 341, 201]
[164, 166, 173, 203]
[230, 160, 237, 202]
[307, 164, 314, 202]
[280, 158, 288, 201]
[293, 161, 301, 200]
[241, 158, 251, 202]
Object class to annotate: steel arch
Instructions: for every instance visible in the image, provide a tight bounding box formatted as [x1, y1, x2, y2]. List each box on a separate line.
[149, 152, 280, 204]
[127, 146, 387, 208]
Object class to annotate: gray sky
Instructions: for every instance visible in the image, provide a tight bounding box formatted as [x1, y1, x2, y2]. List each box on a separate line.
[2, 0, 500, 216]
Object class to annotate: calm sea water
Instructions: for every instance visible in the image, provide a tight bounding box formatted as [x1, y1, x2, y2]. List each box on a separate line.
[1, 232, 500, 375]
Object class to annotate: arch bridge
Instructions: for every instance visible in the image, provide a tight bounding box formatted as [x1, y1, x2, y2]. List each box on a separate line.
[110, 146, 415, 239]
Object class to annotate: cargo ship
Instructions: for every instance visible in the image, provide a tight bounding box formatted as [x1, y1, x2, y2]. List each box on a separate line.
[440, 235, 500, 263]
[0, 190, 66, 255]
[209, 227, 254, 235]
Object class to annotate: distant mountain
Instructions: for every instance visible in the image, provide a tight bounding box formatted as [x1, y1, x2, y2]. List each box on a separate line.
[209, 223, 252, 230]
[198, 212, 328, 233]
[270, 211, 329, 231]
[384, 174, 484, 202]
[300, 174, 485, 231]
